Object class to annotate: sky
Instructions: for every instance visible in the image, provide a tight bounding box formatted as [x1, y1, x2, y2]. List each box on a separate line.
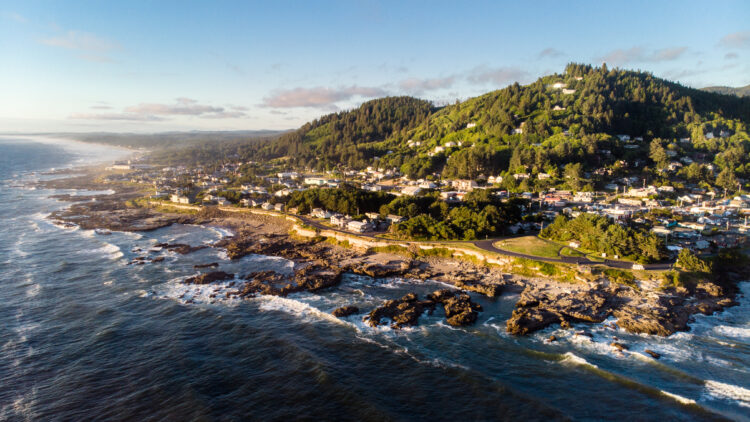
[1, 0, 749, 133]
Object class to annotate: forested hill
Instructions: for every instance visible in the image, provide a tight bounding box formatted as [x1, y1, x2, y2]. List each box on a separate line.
[375, 63, 750, 179]
[248, 64, 749, 185]
[701, 84, 750, 98]
[256, 96, 435, 169]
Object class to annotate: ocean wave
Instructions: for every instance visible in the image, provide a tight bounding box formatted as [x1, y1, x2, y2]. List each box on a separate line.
[26, 283, 41, 297]
[704, 380, 750, 408]
[83, 242, 123, 260]
[712, 325, 750, 340]
[659, 390, 697, 405]
[256, 295, 354, 328]
[560, 352, 599, 369]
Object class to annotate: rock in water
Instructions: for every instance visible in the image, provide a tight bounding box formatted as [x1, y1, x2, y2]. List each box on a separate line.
[610, 342, 628, 352]
[194, 262, 219, 269]
[644, 349, 661, 359]
[332, 306, 359, 318]
[184, 271, 234, 285]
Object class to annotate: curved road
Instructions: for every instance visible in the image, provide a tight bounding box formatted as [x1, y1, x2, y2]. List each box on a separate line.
[297, 215, 673, 271]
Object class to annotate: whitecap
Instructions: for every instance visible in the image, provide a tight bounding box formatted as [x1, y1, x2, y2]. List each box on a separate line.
[712, 325, 750, 340]
[660, 390, 697, 405]
[704, 380, 750, 408]
[255, 295, 354, 327]
[560, 352, 599, 369]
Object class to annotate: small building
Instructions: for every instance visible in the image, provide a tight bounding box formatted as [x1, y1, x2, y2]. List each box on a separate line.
[347, 220, 371, 233]
[401, 186, 422, 196]
[274, 203, 285, 212]
[170, 194, 190, 204]
[311, 208, 332, 219]
[261, 202, 274, 210]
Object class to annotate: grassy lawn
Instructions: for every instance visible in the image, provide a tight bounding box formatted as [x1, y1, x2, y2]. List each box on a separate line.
[493, 236, 562, 258]
[560, 247, 585, 257]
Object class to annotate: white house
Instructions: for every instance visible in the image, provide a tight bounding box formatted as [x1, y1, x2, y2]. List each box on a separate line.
[346, 220, 371, 233]
[261, 202, 274, 210]
[330, 214, 350, 228]
[170, 194, 190, 204]
[311, 208, 332, 219]
[304, 177, 328, 186]
[466, 122, 477, 129]
[401, 186, 422, 196]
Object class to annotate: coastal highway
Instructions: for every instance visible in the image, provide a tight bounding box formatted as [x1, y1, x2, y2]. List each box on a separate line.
[296, 215, 674, 271]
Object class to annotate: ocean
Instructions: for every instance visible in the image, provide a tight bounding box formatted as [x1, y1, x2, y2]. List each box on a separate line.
[1, 136, 749, 421]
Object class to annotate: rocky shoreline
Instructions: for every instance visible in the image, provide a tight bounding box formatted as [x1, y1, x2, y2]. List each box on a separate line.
[38, 169, 746, 339]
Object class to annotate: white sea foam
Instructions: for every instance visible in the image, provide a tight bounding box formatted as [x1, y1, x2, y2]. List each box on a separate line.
[560, 352, 598, 369]
[704, 380, 750, 408]
[660, 390, 697, 405]
[86, 242, 123, 260]
[256, 295, 353, 327]
[712, 325, 750, 340]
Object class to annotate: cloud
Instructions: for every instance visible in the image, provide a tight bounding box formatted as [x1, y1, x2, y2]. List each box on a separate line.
[69, 112, 163, 121]
[538, 48, 564, 58]
[124, 99, 224, 116]
[725, 52, 739, 60]
[719, 31, 750, 49]
[398, 76, 455, 94]
[262, 85, 387, 108]
[650, 47, 688, 62]
[71, 98, 248, 121]
[599, 46, 687, 64]
[466, 66, 528, 86]
[3, 12, 26, 23]
[40, 29, 120, 62]
[41, 30, 118, 51]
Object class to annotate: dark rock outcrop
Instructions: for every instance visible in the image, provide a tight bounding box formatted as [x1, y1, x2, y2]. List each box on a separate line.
[332, 306, 359, 318]
[184, 271, 234, 285]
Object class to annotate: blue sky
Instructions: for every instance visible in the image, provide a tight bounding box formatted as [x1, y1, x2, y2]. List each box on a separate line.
[1, 0, 748, 133]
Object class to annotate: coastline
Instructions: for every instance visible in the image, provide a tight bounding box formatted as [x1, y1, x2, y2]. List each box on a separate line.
[36, 164, 749, 343]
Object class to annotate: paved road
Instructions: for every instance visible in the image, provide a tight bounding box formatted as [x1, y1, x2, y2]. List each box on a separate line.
[298, 215, 674, 270]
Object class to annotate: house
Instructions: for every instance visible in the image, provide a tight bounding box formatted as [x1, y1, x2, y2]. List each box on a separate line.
[311, 208, 332, 219]
[512, 128, 524, 135]
[513, 173, 530, 180]
[386, 215, 406, 224]
[537, 173, 551, 180]
[569, 241, 581, 248]
[617, 134, 631, 142]
[705, 132, 715, 139]
[562, 88, 576, 95]
[401, 186, 422, 196]
[330, 214, 350, 228]
[551, 82, 567, 89]
[287, 207, 299, 215]
[552, 105, 565, 111]
[365, 212, 380, 220]
[347, 220, 371, 233]
[240, 198, 250, 207]
[304, 177, 328, 186]
[466, 122, 477, 129]
[488, 175, 503, 184]
[618, 198, 643, 206]
[451, 179, 478, 191]
[170, 194, 190, 204]
[261, 202, 274, 210]
[274, 203, 285, 212]
[216, 198, 231, 206]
